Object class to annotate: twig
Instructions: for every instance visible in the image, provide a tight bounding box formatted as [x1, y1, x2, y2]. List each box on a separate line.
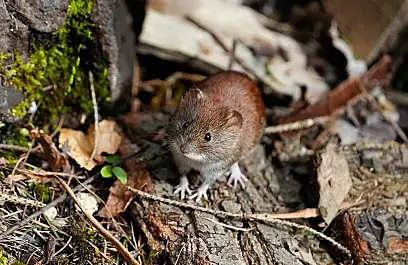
[0, 174, 98, 239]
[128, 187, 351, 255]
[203, 217, 252, 232]
[88, 71, 99, 161]
[0, 191, 46, 208]
[0, 144, 31, 152]
[75, 177, 135, 249]
[57, 177, 141, 265]
[174, 243, 186, 265]
[264, 116, 331, 134]
[50, 116, 65, 139]
[228, 39, 237, 70]
[52, 236, 72, 259]
[251, 208, 321, 220]
[16, 167, 85, 179]
[11, 156, 26, 178]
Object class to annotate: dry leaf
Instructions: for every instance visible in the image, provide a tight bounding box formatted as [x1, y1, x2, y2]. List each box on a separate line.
[30, 128, 68, 172]
[58, 120, 122, 170]
[59, 129, 95, 170]
[87, 120, 122, 157]
[315, 143, 352, 225]
[98, 137, 153, 218]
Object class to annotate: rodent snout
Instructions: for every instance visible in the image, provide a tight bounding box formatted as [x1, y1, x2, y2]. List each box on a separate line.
[180, 143, 191, 154]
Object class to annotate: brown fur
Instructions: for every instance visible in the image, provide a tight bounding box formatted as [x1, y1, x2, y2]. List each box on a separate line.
[167, 71, 265, 164]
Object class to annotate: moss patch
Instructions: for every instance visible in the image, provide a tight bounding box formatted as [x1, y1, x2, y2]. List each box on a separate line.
[29, 182, 51, 203]
[0, 250, 7, 265]
[70, 223, 106, 264]
[0, 0, 110, 124]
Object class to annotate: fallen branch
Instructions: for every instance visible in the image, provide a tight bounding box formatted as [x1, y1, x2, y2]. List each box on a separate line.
[128, 187, 351, 255]
[57, 177, 141, 265]
[265, 116, 331, 134]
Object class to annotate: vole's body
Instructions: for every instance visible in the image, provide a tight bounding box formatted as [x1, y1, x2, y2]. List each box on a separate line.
[167, 71, 265, 202]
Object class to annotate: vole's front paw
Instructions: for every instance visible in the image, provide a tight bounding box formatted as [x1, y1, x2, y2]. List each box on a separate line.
[227, 162, 248, 189]
[174, 176, 192, 200]
[189, 184, 209, 203]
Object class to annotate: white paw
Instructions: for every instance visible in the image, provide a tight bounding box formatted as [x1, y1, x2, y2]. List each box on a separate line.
[189, 184, 209, 203]
[227, 163, 248, 189]
[173, 177, 192, 200]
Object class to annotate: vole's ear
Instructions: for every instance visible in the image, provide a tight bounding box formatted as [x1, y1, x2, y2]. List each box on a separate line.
[183, 87, 205, 101]
[225, 109, 243, 128]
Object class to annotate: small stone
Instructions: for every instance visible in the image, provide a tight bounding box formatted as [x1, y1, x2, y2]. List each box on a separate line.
[75, 192, 99, 215]
[44, 207, 58, 220]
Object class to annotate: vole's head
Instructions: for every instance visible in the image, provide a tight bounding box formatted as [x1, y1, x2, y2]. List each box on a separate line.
[167, 88, 243, 162]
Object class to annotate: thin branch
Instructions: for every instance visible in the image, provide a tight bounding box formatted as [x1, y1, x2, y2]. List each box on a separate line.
[50, 116, 65, 139]
[128, 187, 351, 255]
[0, 144, 31, 152]
[264, 116, 331, 134]
[203, 217, 253, 232]
[228, 39, 237, 70]
[57, 177, 141, 265]
[88, 71, 99, 161]
[0, 174, 98, 239]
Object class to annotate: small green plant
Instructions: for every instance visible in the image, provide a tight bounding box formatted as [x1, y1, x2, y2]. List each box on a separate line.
[100, 155, 127, 184]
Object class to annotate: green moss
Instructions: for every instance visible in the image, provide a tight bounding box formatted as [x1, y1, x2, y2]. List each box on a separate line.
[0, 250, 7, 265]
[29, 183, 51, 203]
[4, 127, 31, 148]
[0, 152, 18, 166]
[57, 257, 70, 265]
[0, 0, 110, 123]
[11, 262, 26, 265]
[70, 223, 106, 263]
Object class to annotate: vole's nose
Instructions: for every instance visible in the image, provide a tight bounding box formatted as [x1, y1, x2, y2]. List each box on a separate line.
[180, 143, 191, 154]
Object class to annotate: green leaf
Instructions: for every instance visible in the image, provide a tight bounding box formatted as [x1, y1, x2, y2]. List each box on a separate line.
[112, 166, 127, 184]
[101, 165, 113, 178]
[105, 155, 120, 164]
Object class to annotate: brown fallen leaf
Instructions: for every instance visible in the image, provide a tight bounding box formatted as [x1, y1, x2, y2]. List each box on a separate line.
[98, 137, 153, 218]
[87, 120, 122, 160]
[314, 143, 352, 225]
[58, 120, 122, 170]
[30, 128, 68, 172]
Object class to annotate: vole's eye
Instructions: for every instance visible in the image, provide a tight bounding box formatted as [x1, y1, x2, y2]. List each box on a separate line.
[182, 122, 189, 129]
[204, 133, 211, 142]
